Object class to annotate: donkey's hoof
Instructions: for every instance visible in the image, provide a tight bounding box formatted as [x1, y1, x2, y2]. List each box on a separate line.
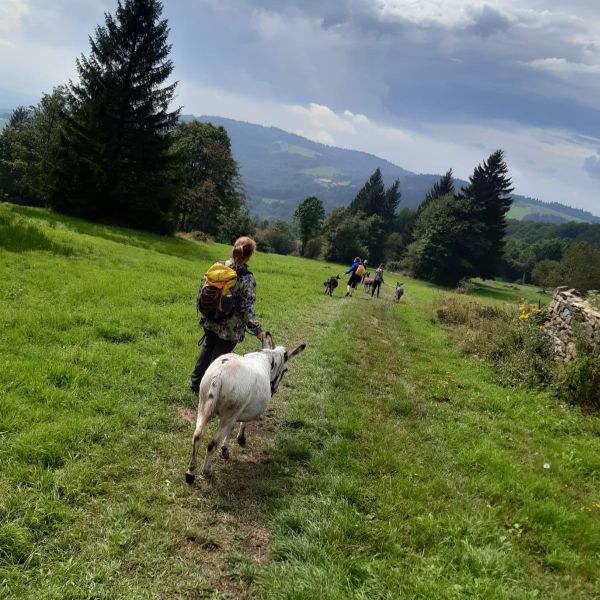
[185, 471, 195, 485]
[221, 446, 230, 460]
[237, 436, 246, 447]
[201, 469, 213, 479]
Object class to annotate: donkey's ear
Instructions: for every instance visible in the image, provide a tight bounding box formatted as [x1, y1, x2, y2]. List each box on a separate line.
[285, 343, 306, 361]
[265, 331, 275, 350]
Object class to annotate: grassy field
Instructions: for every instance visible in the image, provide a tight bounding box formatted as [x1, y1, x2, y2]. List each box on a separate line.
[301, 166, 342, 178]
[508, 200, 586, 223]
[1, 203, 599, 599]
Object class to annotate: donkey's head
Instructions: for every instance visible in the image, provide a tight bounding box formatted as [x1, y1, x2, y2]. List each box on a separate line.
[264, 332, 306, 395]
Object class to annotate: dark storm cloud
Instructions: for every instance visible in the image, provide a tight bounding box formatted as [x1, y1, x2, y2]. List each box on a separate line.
[164, 0, 600, 137]
[465, 5, 512, 37]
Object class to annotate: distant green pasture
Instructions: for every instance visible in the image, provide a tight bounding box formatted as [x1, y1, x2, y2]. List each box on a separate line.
[275, 141, 321, 158]
[301, 166, 342, 177]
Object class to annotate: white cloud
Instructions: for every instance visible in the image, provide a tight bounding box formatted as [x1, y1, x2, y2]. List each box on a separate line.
[0, 0, 30, 35]
[527, 57, 600, 74]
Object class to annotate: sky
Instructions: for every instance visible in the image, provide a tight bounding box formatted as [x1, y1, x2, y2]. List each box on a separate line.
[1, 0, 599, 214]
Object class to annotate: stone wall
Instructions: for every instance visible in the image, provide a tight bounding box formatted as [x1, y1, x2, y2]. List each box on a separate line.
[544, 287, 600, 361]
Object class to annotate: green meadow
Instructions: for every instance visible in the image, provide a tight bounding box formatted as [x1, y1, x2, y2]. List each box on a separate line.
[0, 203, 599, 599]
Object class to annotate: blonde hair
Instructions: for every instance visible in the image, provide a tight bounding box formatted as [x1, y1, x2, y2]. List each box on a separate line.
[232, 236, 256, 264]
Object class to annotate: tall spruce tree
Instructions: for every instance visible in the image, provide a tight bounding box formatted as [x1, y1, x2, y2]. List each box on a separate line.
[52, 0, 179, 232]
[417, 169, 454, 216]
[461, 150, 513, 278]
[348, 168, 401, 263]
[349, 168, 386, 217]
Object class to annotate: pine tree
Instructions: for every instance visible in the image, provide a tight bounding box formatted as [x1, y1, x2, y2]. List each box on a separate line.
[52, 0, 179, 232]
[349, 168, 385, 217]
[382, 179, 401, 222]
[416, 169, 454, 216]
[348, 169, 401, 263]
[461, 150, 514, 278]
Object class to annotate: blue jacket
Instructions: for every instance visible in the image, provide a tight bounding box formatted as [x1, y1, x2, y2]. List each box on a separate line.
[345, 261, 362, 275]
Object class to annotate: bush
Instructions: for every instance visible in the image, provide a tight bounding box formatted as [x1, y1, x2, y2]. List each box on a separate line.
[435, 297, 510, 326]
[189, 231, 212, 243]
[587, 290, 600, 310]
[435, 295, 600, 408]
[304, 236, 323, 259]
[455, 278, 474, 295]
[435, 297, 554, 388]
[385, 260, 403, 273]
[559, 354, 600, 409]
[488, 318, 555, 388]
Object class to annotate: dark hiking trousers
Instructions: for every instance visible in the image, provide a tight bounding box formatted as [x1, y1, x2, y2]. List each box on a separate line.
[190, 329, 237, 394]
[371, 280, 382, 297]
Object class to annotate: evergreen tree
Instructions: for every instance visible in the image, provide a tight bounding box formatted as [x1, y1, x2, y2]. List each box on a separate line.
[294, 196, 325, 256]
[461, 150, 513, 278]
[349, 168, 389, 218]
[416, 169, 454, 216]
[348, 168, 401, 263]
[52, 0, 179, 232]
[382, 179, 401, 222]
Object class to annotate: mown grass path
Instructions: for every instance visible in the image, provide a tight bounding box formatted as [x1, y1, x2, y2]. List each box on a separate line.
[1, 204, 599, 599]
[258, 293, 600, 599]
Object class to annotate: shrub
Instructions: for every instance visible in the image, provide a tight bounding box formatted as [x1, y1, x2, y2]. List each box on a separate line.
[435, 295, 600, 408]
[385, 260, 403, 273]
[488, 318, 555, 388]
[435, 297, 554, 388]
[587, 290, 600, 311]
[455, 278, 474, 295]
[559, 354, 600, 409]
[189, 231, 212, 243]
[435, 297, 510, 327]
[304, 236, 323, 259]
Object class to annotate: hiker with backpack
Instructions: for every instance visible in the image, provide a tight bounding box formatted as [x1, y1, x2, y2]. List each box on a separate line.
[344, 257, 365, 297]
[371, 264, 385, 298]
[190, 236, 266, 395]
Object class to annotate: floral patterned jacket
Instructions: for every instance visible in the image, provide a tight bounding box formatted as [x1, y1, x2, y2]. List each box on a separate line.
[201, 261, 263, 342]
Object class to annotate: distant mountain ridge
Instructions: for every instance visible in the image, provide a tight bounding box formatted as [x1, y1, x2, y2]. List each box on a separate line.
[186, 115, 600, 225]
[1, 105, 597, 224]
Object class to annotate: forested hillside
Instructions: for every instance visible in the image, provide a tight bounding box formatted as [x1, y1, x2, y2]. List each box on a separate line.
[190, 115, 600, 224]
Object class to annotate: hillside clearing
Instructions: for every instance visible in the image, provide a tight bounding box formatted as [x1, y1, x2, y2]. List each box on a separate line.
[0, 204, 599, 599]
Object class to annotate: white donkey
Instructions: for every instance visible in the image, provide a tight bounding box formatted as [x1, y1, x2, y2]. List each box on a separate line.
[185, 333, 306, 483]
